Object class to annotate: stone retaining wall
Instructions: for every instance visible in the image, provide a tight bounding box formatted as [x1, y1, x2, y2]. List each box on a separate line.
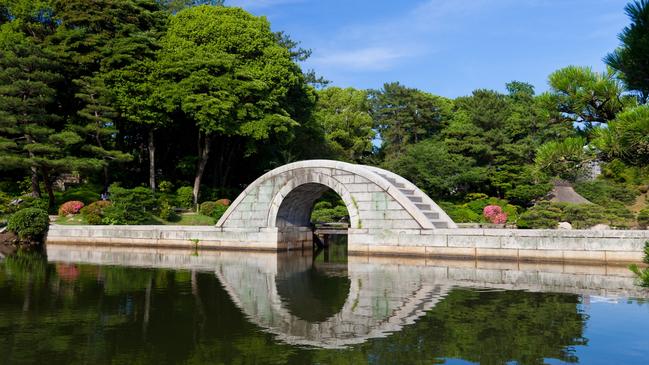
[46, 225, 649, 264]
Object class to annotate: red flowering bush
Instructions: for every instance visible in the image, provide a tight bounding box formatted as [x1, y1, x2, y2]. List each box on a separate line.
[483, 205, 508, 224]
[58, 200, 85, 216]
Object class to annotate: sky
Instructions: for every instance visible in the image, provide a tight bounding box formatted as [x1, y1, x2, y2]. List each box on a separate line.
[227, 0, 630, 98]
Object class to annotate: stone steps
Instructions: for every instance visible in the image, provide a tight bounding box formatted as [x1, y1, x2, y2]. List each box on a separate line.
[378, 173, 449, 229]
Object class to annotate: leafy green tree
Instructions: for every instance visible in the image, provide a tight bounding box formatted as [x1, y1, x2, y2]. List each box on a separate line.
[548, 66, 631, 128]
[156, 6, 308, 206]
[51, 0, 168, 191]
[383, 139, 481, 198]
[73, 75, 132, 192]
[314, 87, 375, 163]
[0, 35, 62, 203]
[605, 0, 649, 103]
[535, 136, 593, 181]
[371, 82, 452, 157]
[593, 105, 649, 166]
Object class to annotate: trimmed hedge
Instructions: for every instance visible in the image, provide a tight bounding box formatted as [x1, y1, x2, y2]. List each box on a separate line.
[7, 208, 50, 241]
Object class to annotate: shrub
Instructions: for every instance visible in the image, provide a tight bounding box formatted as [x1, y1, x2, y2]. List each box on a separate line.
[212, 204, 228, 221]
[505, 183, 553, 207]
[7, 208, 50, 240]
[58, 187, 100, 205]
[517, 201, 634, 229]
[311, 201, 348, 223]
[80, 201, 112, 225]
[574, 180, 639, 205]
[215, 198, 231, 206]
[483, 205, 507, 224]
[101, 185, 155, 225]
[517, 202, 562, 229]
[199, 201, 218, 216]
[464, 196, 519, 223]
[638, 208, 649, 229]
[158, 180, 174, 193]
[58, 201, 85, 216]
[176, 186, 194, 209]
[159, 199, 179, 222]
[439, 202, 481, 223]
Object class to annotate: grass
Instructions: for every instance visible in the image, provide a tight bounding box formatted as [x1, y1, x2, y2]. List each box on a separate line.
[54, 212, 216, 226]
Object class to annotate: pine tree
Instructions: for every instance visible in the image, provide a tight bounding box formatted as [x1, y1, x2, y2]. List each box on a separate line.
[73, 75, 132, 192]
[0, 34, 103, 208]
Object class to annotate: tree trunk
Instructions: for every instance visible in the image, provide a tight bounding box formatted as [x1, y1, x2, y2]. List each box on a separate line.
[148, 129, 156, 192]
[41, 168, 55, 210]
[193, 132, 211, 210]
[25, 135, 41, 198]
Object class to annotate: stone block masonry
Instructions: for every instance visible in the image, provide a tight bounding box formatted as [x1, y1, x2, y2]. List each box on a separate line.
[46, 225, 649, 264]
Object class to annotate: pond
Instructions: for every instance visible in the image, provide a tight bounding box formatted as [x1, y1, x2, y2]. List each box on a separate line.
[1, 240, 648, 365]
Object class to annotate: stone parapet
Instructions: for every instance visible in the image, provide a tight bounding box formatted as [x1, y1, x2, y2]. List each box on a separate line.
[47, 225, 649, 264]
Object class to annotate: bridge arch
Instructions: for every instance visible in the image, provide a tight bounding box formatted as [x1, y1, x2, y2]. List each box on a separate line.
[217, 160, 456, 250]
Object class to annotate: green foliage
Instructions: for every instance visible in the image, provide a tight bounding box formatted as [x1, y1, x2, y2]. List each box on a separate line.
[548, 66, 629, 126]
[637, 208, 649, 229]
[383, 139, 479, 199]
[158, 181, 174, 194]
[629, 241, 649, 286]
[517, 201, 634, 229]
[56, 187, 100, 205]
[438, 202, 480, 223]
[211, 204, 228, 221]
[7, 208, 49, 240]
[311, 201, 349, 223]
[535, 137, 593, 181]
[464, 196, 519, 223]
[517, 202, 562, 229]
[594, 105, 649, 166]
[315, 87, 375, 162]
[158, 199, 179, 222]
[605, 0, 649, 102]
[574, 180, 639, 205]
[505, 183, 553, 207]
[80, 200, 111, 225]
[371, 82, 452, 156]
[199, 201, 218, 217]
[102, 185, 156, 225]
[194, 200, 227, 220]
[176, 186, 194, 209]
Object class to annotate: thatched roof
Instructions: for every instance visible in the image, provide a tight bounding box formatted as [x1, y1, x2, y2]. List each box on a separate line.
[547, 180, 591, 204]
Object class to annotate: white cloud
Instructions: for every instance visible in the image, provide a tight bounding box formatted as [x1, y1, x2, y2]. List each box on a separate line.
[310, 46, 410, 71]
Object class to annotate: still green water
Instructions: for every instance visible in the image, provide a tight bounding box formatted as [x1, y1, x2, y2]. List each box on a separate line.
[1, 241, 648, 365]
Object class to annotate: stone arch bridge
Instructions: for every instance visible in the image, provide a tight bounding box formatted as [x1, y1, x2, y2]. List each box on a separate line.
[216, 160, 456, 251]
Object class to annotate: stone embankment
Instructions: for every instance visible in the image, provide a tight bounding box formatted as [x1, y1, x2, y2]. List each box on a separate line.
[46, 225, 649, 264]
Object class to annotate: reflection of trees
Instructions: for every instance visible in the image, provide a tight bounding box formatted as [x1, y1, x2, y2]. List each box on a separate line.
[1, 257, 587, 365]
[309, 289, 587, 365]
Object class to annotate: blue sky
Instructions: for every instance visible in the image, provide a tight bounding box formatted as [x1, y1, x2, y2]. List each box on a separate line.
[227, 0, 629, 98]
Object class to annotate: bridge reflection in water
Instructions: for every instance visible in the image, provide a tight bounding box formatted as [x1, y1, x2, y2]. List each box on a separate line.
[45, 243, 647, 349]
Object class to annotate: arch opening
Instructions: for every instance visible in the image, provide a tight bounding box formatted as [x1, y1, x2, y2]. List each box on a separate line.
[275, 182, 350, 250]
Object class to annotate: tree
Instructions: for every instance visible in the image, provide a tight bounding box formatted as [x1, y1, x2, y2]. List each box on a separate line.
[371, 82, 452, 157]
[593, 105, 649, 166]
[382, 139, 480, 198]
[156, 6, 308, 206]
[73, 75, 132, 192]
[51, 0, 168, 191]
[605, 0, 649, 103]
[0, 34, 101, 208]
[314, 87, 375, 163]
[547, 66, 631, 129]
[535, 137, 593, 182]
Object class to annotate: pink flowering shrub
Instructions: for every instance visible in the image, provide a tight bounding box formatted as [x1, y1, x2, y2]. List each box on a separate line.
[483, 205, 508, 224]
[58, 200, 85, 216]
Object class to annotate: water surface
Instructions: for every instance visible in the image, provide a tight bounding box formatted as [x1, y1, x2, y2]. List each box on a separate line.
[1, 242, 648, 364]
